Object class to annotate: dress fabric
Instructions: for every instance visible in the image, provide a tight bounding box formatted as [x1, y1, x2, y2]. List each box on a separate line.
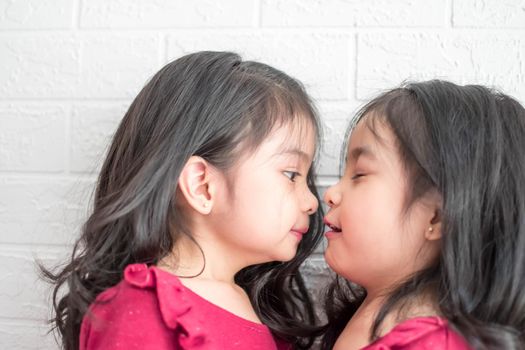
[80, 263, 291, 350]
[362, 316, 471, 350]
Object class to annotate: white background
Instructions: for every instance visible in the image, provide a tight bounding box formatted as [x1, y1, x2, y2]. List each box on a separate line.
[1, 0, 524, 348]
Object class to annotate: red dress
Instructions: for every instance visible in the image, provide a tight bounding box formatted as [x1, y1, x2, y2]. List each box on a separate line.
[362, 316, 471, 349]
[80, 264, 290, 350]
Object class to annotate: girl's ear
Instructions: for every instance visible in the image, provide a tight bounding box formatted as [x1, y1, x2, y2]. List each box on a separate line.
[178, 156, 215, 215]
[425, 191, 443, 241]
[425, 208, 442, 241]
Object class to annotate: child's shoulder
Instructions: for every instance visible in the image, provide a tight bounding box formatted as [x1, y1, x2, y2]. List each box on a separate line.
[363, 316, 472, 350]
[89, 263, 192, 321]
[80, 263, 205, 349]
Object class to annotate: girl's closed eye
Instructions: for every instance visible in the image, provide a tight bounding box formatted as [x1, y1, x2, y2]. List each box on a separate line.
[283, 170, 301, 182]
[351, 173, 366, 180]
[349, 165, 368, 180]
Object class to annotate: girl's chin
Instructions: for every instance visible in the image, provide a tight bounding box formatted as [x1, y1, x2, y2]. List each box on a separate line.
[323, 248, 343, 274]
[268, 248, 297, 264]
[323, 249, 360, 282]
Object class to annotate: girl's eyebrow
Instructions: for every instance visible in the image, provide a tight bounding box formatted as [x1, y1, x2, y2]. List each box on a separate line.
[346, 145, 376, 163]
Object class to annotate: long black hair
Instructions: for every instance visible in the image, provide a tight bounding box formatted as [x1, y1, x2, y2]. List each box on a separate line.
[322, 80, 525, 349]
[41, 51, 325, 350]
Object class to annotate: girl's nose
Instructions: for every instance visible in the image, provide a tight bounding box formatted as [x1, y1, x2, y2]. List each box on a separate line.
[324, 184, 341, 208]
[305, 189, 319, 215]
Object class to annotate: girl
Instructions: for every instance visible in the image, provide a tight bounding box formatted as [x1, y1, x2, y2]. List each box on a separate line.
[321, 80, 525, 349]
[42, 51, 325, 350]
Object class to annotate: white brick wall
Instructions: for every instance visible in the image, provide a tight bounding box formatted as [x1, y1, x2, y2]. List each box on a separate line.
[1, 1, 524, 348]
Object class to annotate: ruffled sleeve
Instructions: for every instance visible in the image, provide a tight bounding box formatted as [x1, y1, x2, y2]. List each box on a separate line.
[123, 263, 207, 348]
[80, 264, 207, 350]
[363, 317, 472, 350]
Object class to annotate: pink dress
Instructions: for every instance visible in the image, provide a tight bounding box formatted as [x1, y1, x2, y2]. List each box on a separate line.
[80, 264, 290, 350]
[362, 316, 471, 349]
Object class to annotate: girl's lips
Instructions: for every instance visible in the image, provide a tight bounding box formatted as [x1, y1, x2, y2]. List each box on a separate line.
[323, 218, 342, 238]
[323, 218, 342, 232]
[291, 227, 309, 234]
[290, 227, 308, 240]
[324, 230, 341, 239]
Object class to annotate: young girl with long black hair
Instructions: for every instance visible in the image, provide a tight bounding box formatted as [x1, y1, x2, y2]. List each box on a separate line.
[43, 51, 324, 350]
[322, 80, 525, 349]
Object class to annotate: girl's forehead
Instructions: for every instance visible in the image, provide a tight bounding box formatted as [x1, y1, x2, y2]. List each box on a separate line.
[257, 120, 317, 163]
[233, 119, 316, 168]
[347, 119, 397, 160]
[270, 117, 317, 145]
[348, 119, 379, 148]
[274, 123, 317, 153]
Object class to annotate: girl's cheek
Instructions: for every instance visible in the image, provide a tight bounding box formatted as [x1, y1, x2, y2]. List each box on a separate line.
[339, 200, 354, 225]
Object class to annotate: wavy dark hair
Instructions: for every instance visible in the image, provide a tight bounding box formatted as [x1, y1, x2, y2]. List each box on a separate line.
[321, 80, 525, 349]
[41, 51, 325, 350]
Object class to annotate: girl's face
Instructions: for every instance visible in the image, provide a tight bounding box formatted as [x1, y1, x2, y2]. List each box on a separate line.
[323, 118, 440, 293]
[210, 121, 319, 264]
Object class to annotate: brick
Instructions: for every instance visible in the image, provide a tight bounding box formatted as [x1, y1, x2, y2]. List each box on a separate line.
[0, 320, 56, 349]
[0, 247, 63, 320]
[357, 33, 525, 102]
[0, 35, 79, 98]
[0, 177, 94, 245]
[316, 102, 359, 177]
[0, 0, 73, 29]
[454, 0, 525, 28]
[80, 0, 257, 28]
[0, 34, 160, 98]
[167, 31, 352, 100]
[77, 34, 161, 98]
[301, 254, 332, 318]
[262, 0, 445, 27]
[70, 103, 127, 173]
[0, 104, 67, 172]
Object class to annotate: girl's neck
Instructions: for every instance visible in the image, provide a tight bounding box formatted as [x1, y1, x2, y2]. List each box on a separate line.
[157, 234, 264, 324]
[333, 295, 384, 350]
[334, 290, 440, 350]
[159, 233, 244, 283]
[362, 289, 440, 331]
